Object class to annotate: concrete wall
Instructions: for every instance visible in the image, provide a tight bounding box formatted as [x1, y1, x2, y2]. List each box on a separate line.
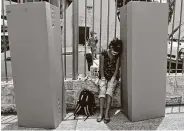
[6, 2, 65, 128]
[120, 2, 168, 121]
[1, 75, 184, 114]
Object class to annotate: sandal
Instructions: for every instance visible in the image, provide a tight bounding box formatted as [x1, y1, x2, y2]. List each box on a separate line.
[104, 117, 110, 124]
[97, 115, 104, 122]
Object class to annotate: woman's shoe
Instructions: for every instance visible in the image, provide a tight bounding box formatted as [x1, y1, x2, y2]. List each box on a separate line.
[97, 115, 104, 122]
[104, 117, 110, 124]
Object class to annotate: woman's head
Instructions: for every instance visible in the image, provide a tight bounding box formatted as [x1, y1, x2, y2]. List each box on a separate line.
[108, 38, 122, 56]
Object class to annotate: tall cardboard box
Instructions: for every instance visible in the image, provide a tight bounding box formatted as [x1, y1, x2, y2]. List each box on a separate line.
[6, 2, 66, 128]
[120, 2, 168, 121]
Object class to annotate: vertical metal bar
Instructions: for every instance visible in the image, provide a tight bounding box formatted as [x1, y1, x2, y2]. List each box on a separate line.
[84, 0, 87, 76]
[92, 0, 95, 65]
[99, 0, 102, 75]
[107, 0, 110, 48]
[169, 0, 176, 74]
[100, 0, 102, 52]
[93, 0, 95, 32]
[114, 0, 117, 38]
[160, 0, 162, 3]
[182, 56, 184, 74]
[10, 0, 12, 4]
[72, 0, 75, 79]
[72, 0, 79, 79]
[77, 0, 79, 78]
[175, 0, 183, 75]
[64, 0, 66, 79]
[2, 0, 8, 81]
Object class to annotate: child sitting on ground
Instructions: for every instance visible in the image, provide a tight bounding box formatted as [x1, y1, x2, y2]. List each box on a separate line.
[90, 38, 122, 123]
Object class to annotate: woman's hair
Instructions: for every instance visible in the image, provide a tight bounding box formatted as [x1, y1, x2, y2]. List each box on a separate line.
[108, 38, 123, 55]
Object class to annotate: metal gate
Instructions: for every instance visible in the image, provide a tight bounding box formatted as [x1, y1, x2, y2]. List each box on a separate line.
[1, 0, 184, 81]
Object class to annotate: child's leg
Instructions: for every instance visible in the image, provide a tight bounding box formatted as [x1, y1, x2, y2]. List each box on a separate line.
[97, 97, 105, 119]
[105, 94, 112, 119]
[104, 80, 118, 123]
[97, 82, 107, 122]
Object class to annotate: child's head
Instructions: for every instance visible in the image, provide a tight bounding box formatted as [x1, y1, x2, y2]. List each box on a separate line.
[90, 31, 97, 37]
[108, 38, 122, 56]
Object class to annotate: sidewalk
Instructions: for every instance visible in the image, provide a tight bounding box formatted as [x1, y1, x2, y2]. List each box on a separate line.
[1, 106, 184, 130]
[62, 45, 88, 54]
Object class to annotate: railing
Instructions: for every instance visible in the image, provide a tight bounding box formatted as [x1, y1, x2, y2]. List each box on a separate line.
[1, 0, 184, 81]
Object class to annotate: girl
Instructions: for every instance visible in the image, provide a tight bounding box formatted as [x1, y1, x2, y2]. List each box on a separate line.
[95, 38, 122, 123]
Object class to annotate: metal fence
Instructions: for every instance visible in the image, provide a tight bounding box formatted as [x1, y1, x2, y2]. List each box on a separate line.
[1, 0, 184, 81]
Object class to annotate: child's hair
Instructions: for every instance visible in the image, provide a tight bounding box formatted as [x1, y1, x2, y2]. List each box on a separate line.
[90, 31, 97, 37]
[108, 38, 123, 55]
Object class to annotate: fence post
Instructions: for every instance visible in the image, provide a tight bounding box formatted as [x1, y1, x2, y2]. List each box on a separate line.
[72, 0, 79, 80]
[107, 0, 110, 48]
[84, 0, 87, 76]
[114, 0, 117, 38]
[168, 0, 176, 74]
[2, 0, 8, 82]
[175, 0, 183, 74]
[99, 0, 102, 52]
[63, 0, 67, 79]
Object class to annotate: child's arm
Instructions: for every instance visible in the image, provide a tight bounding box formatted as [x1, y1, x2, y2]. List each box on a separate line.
[112, 57, 120, 81]
[100, 54, 105, 79]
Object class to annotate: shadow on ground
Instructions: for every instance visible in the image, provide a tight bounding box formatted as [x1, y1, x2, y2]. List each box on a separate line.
[105, 109, 164, 130]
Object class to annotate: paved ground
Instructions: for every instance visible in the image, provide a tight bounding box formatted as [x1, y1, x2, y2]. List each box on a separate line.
[1, 106, 184, 130]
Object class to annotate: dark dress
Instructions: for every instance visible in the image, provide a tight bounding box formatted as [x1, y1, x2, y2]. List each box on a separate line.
[99, 49, 120, 81]
[85, 53, 93, 71]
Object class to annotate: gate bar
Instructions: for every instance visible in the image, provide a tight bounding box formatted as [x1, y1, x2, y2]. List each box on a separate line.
[84, 0, 87, 76]
[169, 0, 176, 74]
[91, 0, 95, 64]
[2, 0, 8, 81]
[93, 0, 95, 33]
[114, 0, 117, 38]
[64, 0, 67, 79]
[182, 56, 184, 74]
[72, 0, 79, 79]
[175, 0, 183, 74]
[107, 0, 110, 48]
[100, 0, 102, 52]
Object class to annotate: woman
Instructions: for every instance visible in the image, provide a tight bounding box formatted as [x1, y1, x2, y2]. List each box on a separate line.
[95, 38, 122, 123]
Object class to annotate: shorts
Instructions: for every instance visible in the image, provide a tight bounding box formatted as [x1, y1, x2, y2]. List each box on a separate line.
[98, 79, 118, 98]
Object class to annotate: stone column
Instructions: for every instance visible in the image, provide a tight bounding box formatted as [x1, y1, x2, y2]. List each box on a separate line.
[120, 2, 168, 121]
[6, 2, 65, 128]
